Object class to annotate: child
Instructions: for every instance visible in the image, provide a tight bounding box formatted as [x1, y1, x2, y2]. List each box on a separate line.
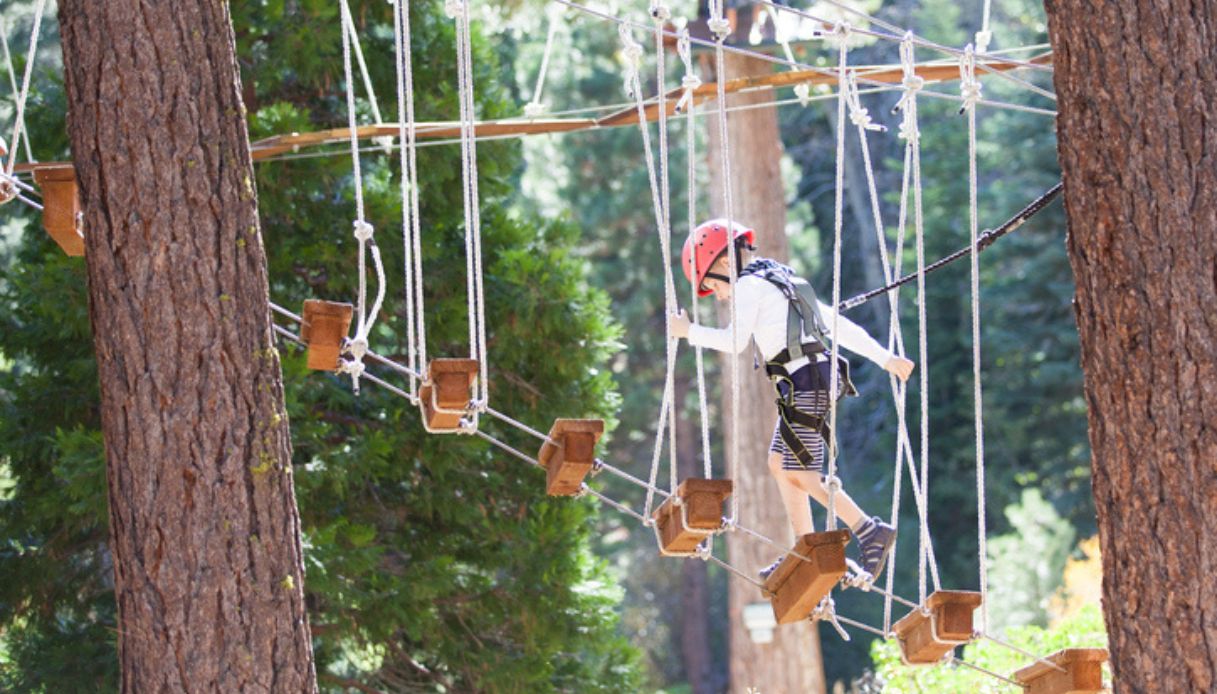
[669, 219, 914, 580]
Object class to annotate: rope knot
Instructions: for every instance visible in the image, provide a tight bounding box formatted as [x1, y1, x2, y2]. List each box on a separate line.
[0, 178, 15, 205]
[958, 45, 983, 113]
[823, 474, 842, 494]
[902, 74, 925, 92]
[649, 1, 671, 22]
[707, 16, 731, 40]
[523, 101, 547, 118]
[681, 74, 702, 91]
[353, 219, 375, 242]
[443, 0, 463, 18]
[974, 29, 992, 55]
[793, 82, 812, 107]
[345, 337, 369, 361]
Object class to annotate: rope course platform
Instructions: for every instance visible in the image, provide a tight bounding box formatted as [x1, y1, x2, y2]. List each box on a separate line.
[9, 52, 1050, 175]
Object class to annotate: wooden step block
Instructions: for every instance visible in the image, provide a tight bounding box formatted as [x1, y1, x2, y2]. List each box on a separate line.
[420, 358, 479, 431]
[33, 165, 84, 256]
[893, 590, 983, 664]
[538, 418, 605, 496]
[652, 478, 732, 554]
[300, 300, 354, 371]
[763, 530, 850, 624]
[1013, 648, 1107, 694]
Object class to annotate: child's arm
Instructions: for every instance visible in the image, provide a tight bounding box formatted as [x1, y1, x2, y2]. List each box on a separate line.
[669, 281, 760, 354]
[817, 300, 915, 381]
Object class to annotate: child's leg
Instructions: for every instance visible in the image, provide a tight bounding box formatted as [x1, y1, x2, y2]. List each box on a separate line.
[768, 451, 815, 537]
[781, 469, 865, 530]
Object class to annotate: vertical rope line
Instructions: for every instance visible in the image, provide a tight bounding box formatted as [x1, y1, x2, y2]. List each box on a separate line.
[709, 8, 740, 523]
[824, 25, 850, 532]
[339, 0, 368, 338]
[620, 24, 675, 519]
[394, 0, 426, 395]
[961, 45, 989, 632]
[459, 0, 489, 406]
[5, 0, 46, 176]
[652, 7, 679, 494]
[0, 17, 34, 163]
[679, 30, 713, 480]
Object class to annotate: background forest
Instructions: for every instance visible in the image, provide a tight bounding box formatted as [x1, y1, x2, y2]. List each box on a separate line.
[0, 0, 1102, 691]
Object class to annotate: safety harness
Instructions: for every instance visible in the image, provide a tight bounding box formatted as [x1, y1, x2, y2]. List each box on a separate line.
[741, 259, 858, 469]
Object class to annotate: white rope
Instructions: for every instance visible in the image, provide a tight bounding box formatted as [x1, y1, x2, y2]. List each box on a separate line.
[678, 30, 713, 480]
[524, 6, 562, 117]
[449, 0, 489, 408]
[651, 4, 680, 497]
[620, 22, 676, 520]
[4, 0, 46, 177]
[976, 0, 994, 54]
[338, 0, 387, 394]
[897, 33, 942, 602]
[961, 44, 989, 632]
[708, 0, 742, 525]
[339, 1, 390, 151]
[393, 0, 427, 396]
[0, 17, 33, 164]
[824, 23, 851, 532]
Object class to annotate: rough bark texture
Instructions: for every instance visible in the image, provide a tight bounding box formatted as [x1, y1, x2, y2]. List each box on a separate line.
[675, 378, 717, 694]
[704, 50, 828, 694]
[1044, 2, 1217, 691]
[57, 1, 317, 691]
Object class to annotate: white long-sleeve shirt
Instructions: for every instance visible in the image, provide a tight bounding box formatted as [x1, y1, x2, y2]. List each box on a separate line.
[686, 274, 894, 372]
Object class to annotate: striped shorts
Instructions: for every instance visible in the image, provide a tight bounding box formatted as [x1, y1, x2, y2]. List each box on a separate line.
[767, 361, 842, 473]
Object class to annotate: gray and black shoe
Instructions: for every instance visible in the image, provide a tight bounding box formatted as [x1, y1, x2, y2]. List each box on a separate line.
[852, 516, 896, 579]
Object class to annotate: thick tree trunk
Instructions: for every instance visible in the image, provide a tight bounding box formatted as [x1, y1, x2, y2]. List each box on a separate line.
[675, 377, 717, 694]
[1044, 2, 1217, 691]
[58, 1, 317, 691]
[704, 50, 828, 694]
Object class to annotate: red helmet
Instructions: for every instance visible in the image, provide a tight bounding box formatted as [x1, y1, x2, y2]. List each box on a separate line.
[681, 219, 756, 297]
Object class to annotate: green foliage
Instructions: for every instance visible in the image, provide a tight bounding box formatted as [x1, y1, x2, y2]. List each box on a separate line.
[868, 604, 1107, 693]
[0, 1, 642, 691]
[985, 489, 1075, 631]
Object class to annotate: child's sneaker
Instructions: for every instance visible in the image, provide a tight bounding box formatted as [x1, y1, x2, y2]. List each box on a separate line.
[852, 516, 896, 579]
[758, 555, 784, 581]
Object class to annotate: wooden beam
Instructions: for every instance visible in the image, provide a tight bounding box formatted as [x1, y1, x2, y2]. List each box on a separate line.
[11, 53, 1051, 174]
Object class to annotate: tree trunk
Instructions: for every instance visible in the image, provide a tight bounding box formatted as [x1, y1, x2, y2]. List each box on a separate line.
[1044, 2, 1217, 691]
[704, 50, 828, 694]
[58, 1, 317, 691]
[675, 377, 717, 694]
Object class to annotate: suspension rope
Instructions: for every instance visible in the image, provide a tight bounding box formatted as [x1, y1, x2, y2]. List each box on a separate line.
[4, 0, 46, 178]
[677, 29, 713, 480]
[0, 17, 33, 164]
[392, 0, 427, 396]
[338, 0, 387, 394]
[706, 0, 742, 526]
[448, 0, 490, 409]
[824, 23, 852, 532]
[976, 0, 994, 54]
[524, 6, 562, 117]
[340, 2, 386, 127]
[960, 44, 989, 633]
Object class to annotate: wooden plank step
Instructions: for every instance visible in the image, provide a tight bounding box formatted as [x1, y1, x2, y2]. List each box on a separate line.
[1013, 648, 1107, 694]
[538, 418, 605, 496]
[420, 358, 479, 432]
[893, 590, 983, 664]
[300, 300, 353, 371]
[32, 165, 84, 256]
[763, 530, 850, 625]
[652, 478, 732, 555]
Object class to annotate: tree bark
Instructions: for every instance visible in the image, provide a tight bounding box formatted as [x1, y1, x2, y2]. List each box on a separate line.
[58, 1, 317, 691]
[675, 377, 717, 694]
[704, 50, 828, 694]
[1044, 2, 1217, 691]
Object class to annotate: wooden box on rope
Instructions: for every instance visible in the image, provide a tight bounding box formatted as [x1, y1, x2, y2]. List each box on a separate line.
[1013, 648, 1108, 694]
[763, 530, 850, 624]
[538, 418, 604, 496]
[893, 590, 983, 664]
[651, 478, 732, 554]
[300, 300, 353, 371]
[32, 164, 84, 257]
[420, 358, 479, 432]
